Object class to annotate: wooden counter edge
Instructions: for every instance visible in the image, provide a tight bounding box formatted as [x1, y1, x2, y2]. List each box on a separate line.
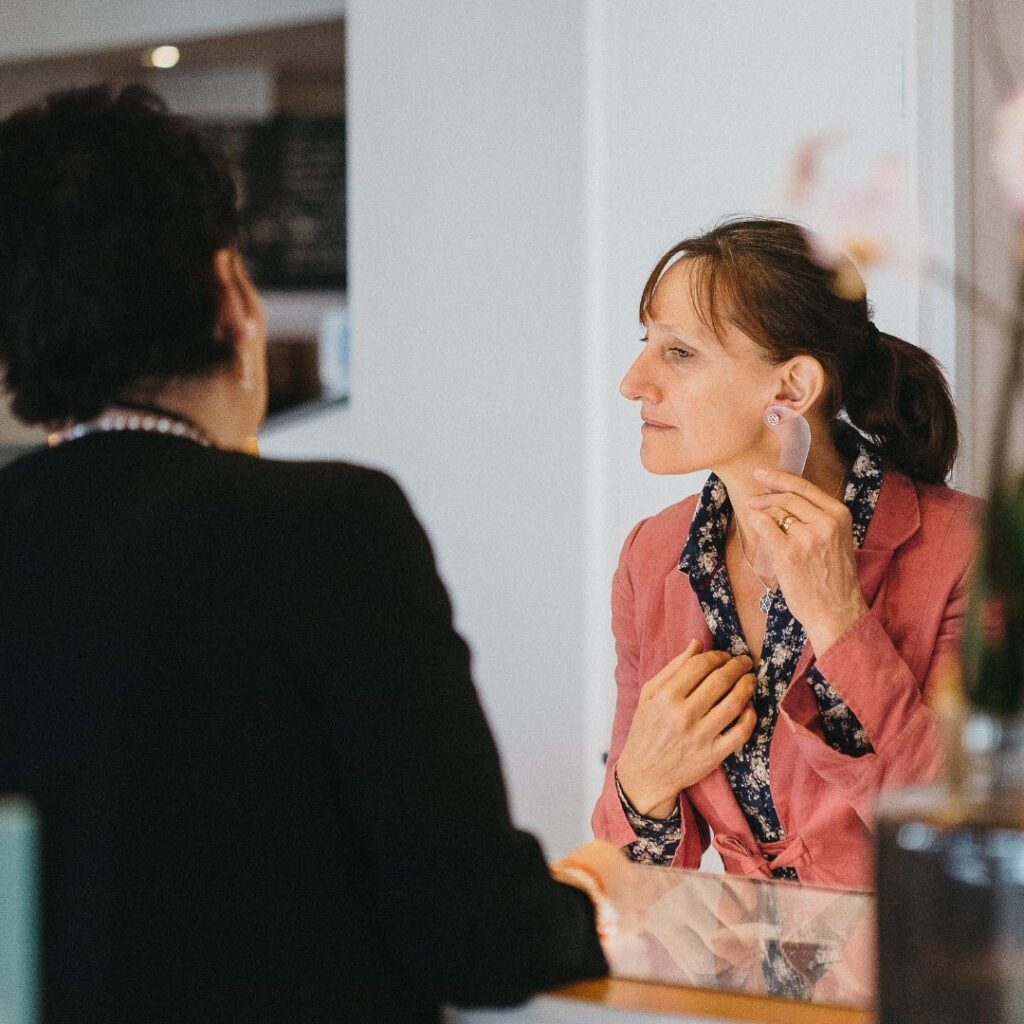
[548, 977, 872, 1024]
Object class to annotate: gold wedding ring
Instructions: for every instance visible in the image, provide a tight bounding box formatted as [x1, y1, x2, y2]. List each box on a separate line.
[778, 513, 797, 535]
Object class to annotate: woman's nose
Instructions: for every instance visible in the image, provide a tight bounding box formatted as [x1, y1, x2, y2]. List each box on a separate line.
[620, 351, 658, 403]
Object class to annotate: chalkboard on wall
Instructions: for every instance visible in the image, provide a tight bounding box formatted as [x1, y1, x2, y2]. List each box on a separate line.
[201, 117, 345, 291]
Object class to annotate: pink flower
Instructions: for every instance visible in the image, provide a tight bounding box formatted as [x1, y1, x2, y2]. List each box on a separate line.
[788, 133, 916, 297]
[992, 89, 1024, 215]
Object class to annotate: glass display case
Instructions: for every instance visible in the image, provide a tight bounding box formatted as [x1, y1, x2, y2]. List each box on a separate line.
[452, 867, 872, 1024]
[605, 866, 872, 1008]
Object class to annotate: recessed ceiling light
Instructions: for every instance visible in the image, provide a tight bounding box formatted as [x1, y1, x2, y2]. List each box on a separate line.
[145, 45, 180, 70]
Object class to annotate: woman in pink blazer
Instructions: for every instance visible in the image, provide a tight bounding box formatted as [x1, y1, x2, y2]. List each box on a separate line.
[592, 218, 979, 890]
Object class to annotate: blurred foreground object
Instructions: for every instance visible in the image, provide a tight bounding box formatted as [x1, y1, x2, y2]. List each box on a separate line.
[875, 81, 1024, 1024]
[876, 714, 1024, 1023]
[0, 798, 38, 1024]
[787, 131, 917, 300]
[784, 54, 1024, 1024]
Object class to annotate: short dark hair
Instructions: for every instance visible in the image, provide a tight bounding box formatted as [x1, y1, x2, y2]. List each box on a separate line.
[640, 217, 959, 484]
[0, 83, 241, 424]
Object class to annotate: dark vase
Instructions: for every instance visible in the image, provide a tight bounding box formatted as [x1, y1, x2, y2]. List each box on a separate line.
[876, 711, 1024, 1023]
[877, 488, 1024, 1024]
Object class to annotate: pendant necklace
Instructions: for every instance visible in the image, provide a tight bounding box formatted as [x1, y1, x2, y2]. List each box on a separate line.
[736, 526, 776, 616]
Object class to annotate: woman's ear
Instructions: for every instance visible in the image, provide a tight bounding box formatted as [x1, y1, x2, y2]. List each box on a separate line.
[211, 248, 262, 353]
[211, 248, 267, 410]
[769, 355, 827, 416]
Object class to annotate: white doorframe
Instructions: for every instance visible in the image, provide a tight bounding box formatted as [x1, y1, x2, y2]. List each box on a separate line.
[904, 0, 975, 490]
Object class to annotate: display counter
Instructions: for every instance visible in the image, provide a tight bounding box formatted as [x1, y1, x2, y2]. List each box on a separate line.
[451, 867, 873, 1024]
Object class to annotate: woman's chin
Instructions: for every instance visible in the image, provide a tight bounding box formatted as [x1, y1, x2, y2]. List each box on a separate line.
[639, 450, 700, 476]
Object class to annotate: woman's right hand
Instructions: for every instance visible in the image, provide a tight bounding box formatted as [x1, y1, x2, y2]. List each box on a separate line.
[615, 641, 757, 818]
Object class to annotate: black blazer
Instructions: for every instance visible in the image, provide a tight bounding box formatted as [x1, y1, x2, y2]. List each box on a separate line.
[0, 433, 606, 1023]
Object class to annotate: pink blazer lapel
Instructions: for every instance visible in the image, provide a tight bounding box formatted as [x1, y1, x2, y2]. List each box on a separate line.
[663, 564, 712, 657]
[663, 563, 754, 841]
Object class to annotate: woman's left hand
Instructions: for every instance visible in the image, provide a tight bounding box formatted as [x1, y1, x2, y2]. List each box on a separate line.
[746, 466, 869, 656]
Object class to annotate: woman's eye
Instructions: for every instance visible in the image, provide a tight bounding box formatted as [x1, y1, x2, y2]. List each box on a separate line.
[668, 347, 692, 360]
[639, 334, 649, 345]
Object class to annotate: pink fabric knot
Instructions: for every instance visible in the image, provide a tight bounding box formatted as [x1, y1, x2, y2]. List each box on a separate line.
[712, 832, 813, 877]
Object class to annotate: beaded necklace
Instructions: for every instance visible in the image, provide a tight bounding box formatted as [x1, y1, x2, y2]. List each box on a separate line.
[48, 403, 213, 449]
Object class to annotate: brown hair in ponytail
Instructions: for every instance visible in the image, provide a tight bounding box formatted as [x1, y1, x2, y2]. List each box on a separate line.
[639, 217, 959, 484]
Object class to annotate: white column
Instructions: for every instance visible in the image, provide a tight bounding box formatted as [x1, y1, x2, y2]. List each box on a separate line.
[346, 0, 591, 856]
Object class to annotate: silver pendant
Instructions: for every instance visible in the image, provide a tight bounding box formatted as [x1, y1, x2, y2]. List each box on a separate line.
[758, 589, 773, 615]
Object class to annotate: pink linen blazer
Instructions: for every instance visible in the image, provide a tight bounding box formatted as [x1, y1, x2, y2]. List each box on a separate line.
[592, 469, 981, 889]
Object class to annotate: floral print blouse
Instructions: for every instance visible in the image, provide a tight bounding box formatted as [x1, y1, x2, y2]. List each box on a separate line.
[619, 441, 883, 880]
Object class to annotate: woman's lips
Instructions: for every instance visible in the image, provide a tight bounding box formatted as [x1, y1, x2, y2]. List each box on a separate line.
[641, 418, 674, 431]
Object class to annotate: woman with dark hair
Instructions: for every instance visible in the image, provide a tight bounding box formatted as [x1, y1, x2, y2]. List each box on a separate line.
[0, 84, 616, 1023]
[592, 218, 979, 889]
